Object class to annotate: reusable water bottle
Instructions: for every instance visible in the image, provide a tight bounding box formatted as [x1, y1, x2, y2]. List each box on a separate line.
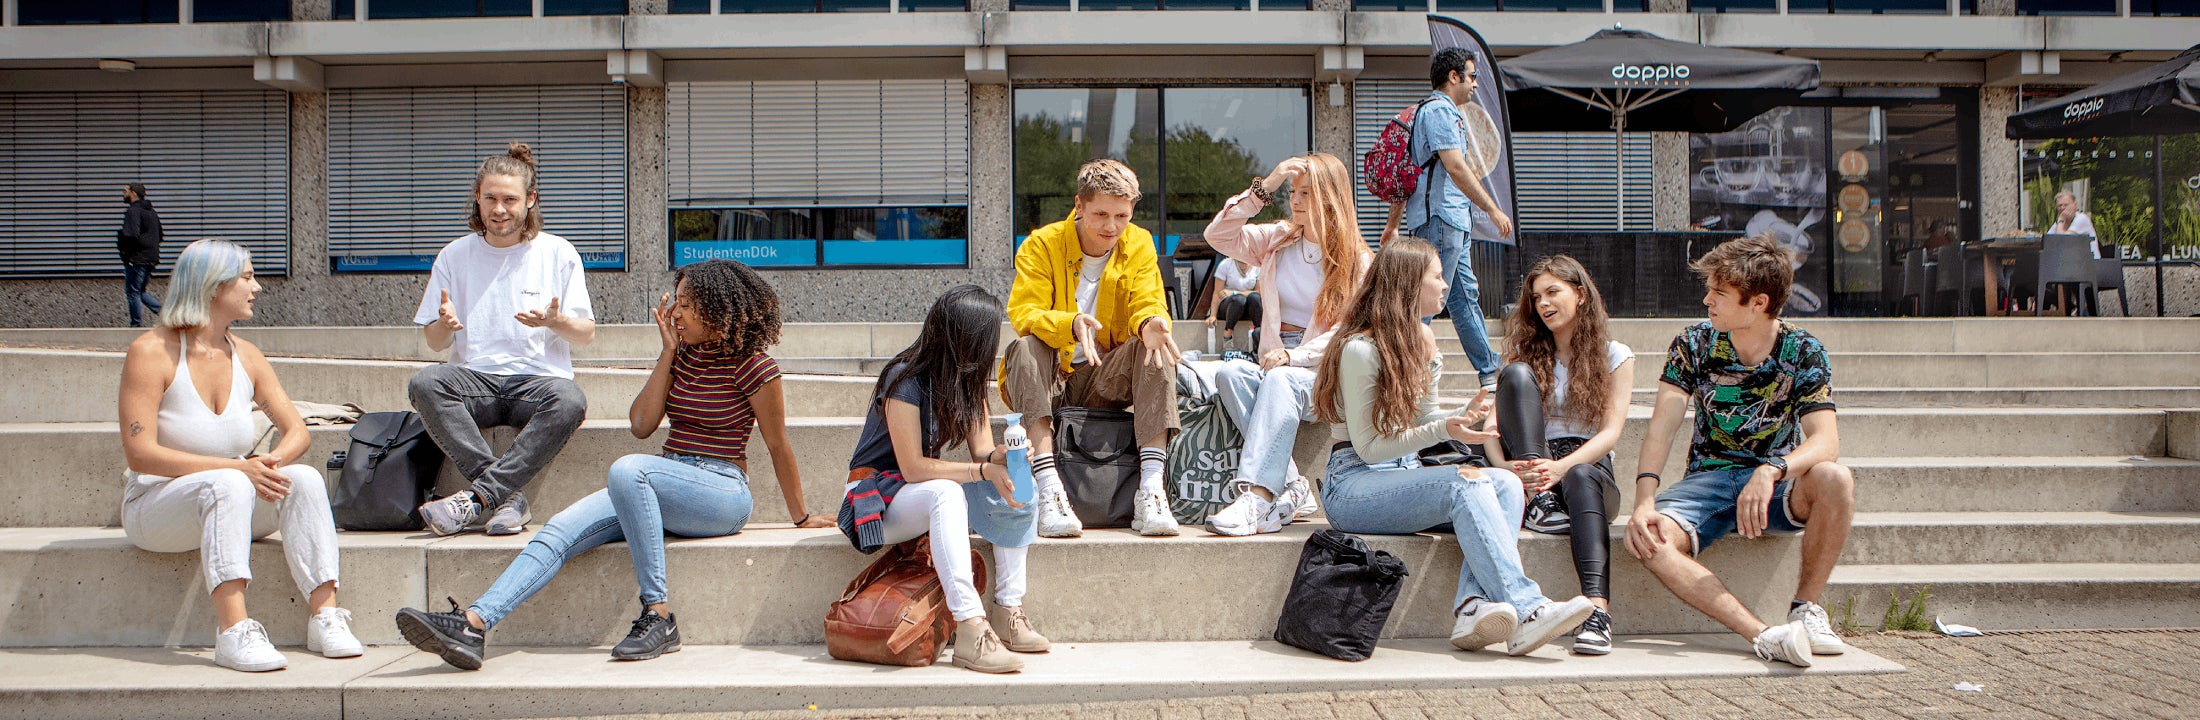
[1002, 413, 1035, 505]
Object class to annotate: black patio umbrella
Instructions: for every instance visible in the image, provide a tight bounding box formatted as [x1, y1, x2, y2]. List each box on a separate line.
[1499, 27, 1820, 225]
[2005, 43, 2200, 316]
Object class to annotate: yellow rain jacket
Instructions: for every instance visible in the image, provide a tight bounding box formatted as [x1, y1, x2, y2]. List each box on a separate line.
[1005, 212, 1172, 375]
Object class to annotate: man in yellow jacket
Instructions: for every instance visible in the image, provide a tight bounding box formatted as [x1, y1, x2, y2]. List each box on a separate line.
[1002, 159, 1183, 539]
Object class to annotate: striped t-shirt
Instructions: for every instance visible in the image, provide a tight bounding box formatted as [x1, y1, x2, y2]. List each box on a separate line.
[662, 346, 781, 463]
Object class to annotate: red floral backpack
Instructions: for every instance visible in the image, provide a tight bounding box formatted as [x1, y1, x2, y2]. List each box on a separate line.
[1361, 97, 1441, 206]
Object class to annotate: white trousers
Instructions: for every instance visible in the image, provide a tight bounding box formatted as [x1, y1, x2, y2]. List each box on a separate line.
[877, 479, 1029, 622]
[122, 465, 341, 599]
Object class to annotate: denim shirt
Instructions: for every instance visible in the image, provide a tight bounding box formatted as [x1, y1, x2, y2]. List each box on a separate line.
[1404, 92, 1474, 235]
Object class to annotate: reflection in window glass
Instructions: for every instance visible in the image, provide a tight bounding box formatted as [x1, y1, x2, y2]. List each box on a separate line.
[1499, 0, 1609, 11]
[1689, 0, 1777, 11]
[2015, 0, 2114, 12]
[1014, 89, 1162, 236]
[363, 0, 531, 17]
[1011, 0, 1072, 8]
[821, 0, 892, 10]
[721, 0, 818, 10]
[195, 0, 291, 21]
[1352, 0, 1424, 9]
[19, 0, 180, 24]
[672, 208, 820, 267]
[1788, 0, 1948, 12]
[2137, 0, 2200, 13]
[821, 207, 970, 266]
[1434, 0, 1499, 10]
[545, 0, 628, 14]
[1161, 88, 1307, 249]
[901, 0, 969, 9]
[670, 0, 711, 11]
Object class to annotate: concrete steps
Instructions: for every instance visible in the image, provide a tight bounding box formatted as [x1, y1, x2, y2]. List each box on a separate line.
[6, 514, 2195, 649]
[3, 317, 2196, 363]
[20, 345, 2200, 423]
[1827, 563, 2200, 630]
[0, 635, 1905, 720]
[4, 407, 2181, 527]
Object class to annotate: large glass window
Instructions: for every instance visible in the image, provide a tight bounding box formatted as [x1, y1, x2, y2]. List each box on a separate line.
[2015, 0, 2114, 12]
[1689, 0, 1777, 12]
[1014, 0, 1306, 8]
[19, 0, 179, 24]
[1788, 0, 1946, 12]
[671, 206, 969, 268]
[544, 0, 629, 14]
[1014, 87, 1309, 258]
[344, 0, 531, 18]
[2137, 0, 2200, 13]
[194, 0, 291, 21]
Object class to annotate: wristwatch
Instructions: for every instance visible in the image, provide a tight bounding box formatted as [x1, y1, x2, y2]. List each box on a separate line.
[1763, 456, 1789, 480]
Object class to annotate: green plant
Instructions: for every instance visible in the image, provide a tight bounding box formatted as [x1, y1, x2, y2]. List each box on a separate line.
[1880, 586, 1934, 632]
[1835, 592, 1866, 636]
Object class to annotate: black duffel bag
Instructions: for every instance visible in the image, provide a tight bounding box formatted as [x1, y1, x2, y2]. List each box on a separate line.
[330, 411, 444, 531]
[1274, 529, 1410, 661]
[1052, 406, 1140, 529]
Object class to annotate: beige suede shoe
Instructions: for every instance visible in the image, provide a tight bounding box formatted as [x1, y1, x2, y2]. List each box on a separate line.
[997, 606, 1051, 653]
[951, 618, 1024, 674]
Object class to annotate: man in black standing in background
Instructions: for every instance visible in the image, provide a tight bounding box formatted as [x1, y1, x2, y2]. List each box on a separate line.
[118, 183, 164, 327]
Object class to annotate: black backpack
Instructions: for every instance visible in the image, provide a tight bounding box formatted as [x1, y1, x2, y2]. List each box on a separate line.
[330, 411, 444, 531]
[1052, 407, 1140, 529]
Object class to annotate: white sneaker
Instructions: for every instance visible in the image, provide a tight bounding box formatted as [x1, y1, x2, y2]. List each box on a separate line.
[307, 607, 364, 659]
[1132, 489, 1180, 537]
[1508, 596, 1597, 656]
[214, 619, 288, 672]
[1754, 620, 1815, 668]
[1449, 599, 1518, 652]
[1788, 601, 1849, 655]
[1281, 475, 1318, 520]
[1204, 485, 1287, 537]
[1036, 488, 1083, 538]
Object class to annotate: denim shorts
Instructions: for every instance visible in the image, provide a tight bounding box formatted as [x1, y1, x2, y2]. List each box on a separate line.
[1653, 467, 1805, 554]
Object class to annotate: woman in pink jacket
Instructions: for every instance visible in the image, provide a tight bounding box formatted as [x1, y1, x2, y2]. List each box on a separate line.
[1200, 152, 1372, 537]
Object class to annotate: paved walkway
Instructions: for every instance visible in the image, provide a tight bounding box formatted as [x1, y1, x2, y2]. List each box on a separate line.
[564, 631, 2198, 720]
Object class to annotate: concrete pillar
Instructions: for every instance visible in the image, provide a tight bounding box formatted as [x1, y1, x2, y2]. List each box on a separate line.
[1978, 86, 2022, 238]
[624, 85, 669, 318]
[1647, 0, 1684, 10]
[1978, 0, 2014, 13]
[629, 0, 668, 12]
[969, 0, 1009, 10]
[1653, 132, 1690, 230]
[1314, 82, 1353, 163]
[289, 92, 329, 285]
[291, 0, 331, 20]
[970, 83, 1014, 289]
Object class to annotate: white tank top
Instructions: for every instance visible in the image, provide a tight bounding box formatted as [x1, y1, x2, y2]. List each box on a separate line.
[126, 333, 256, 492]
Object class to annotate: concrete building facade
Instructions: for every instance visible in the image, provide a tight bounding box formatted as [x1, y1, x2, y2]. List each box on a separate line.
[0, 0, 2193, 325]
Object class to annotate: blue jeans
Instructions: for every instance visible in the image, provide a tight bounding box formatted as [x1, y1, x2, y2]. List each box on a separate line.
[1213, 361, 1315, 495]
[1410, 220, 1500, 389]
[1321, 447, 1549, 612]
[1653, 467, 1805, 555]
[123, 262, 162, 327]
[471, 453, 753, 628]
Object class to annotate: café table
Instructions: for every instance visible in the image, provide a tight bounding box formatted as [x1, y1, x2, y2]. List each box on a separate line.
[1963, 237, 2042, 317]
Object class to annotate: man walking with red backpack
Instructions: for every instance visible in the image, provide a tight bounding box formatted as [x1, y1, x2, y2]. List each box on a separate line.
[1373, 47, 1512, 401]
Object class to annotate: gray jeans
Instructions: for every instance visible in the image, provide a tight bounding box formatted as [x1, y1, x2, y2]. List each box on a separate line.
[406, 364, 587, 506]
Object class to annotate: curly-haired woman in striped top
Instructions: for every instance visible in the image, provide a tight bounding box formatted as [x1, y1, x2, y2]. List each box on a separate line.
[396, 259, 830, 670]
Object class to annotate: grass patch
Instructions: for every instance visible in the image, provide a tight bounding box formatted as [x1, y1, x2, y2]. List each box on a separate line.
[1880, 586, 1935, 633]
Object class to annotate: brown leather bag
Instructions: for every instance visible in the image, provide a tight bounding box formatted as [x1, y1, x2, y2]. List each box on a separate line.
[824, 537, 988, 667]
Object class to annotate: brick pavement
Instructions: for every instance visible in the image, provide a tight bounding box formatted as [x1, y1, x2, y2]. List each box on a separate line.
[561, 631, 2200, 720]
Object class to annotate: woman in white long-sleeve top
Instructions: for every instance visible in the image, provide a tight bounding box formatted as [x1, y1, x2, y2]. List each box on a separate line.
[1309, 238, 1596, 658]
[1199, 152, 1371, 537]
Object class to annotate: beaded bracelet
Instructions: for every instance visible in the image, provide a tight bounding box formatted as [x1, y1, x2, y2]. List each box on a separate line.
[1248, 177, 1277, 206]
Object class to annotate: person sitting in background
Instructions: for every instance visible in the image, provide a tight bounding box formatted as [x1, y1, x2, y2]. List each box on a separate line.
[2048, 190, 2100, 258]
[1203, 256, 1261, 354]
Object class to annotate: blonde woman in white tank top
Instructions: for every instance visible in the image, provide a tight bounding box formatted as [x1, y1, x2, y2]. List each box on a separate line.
[117, 239, 359, 672]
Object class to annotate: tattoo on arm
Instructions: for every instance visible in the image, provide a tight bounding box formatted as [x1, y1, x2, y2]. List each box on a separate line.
[129, 421, 144, 437]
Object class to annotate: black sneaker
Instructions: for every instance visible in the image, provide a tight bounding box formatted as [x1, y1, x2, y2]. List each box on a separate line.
[396, 597, 487, 670]
[610, 609, 681, 661]
[1523, 490, 1571, 534]
[1572, 608, 1613, 656]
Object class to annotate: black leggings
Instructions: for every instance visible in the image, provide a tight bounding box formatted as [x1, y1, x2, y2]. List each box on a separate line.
[1216, 292, 1261, 334]
[1495, 362, 1617, 600]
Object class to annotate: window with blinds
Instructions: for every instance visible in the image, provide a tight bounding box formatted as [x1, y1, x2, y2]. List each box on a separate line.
[668, 80, 972, 268]
[0, 90, 289, 277]
[1351, 79, 1652, 242]
[328, 86, 627, 272]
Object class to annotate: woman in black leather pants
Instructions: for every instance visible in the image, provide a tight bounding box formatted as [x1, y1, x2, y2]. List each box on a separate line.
[1492, 254, 1635, 656]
